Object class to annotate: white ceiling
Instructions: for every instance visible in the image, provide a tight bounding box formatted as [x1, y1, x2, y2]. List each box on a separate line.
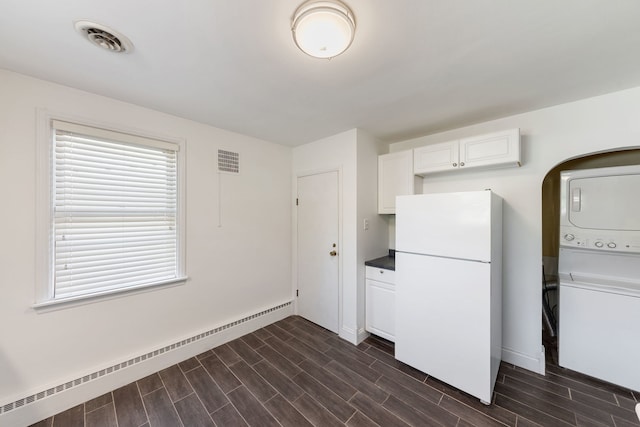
[2, 1, 640, 146]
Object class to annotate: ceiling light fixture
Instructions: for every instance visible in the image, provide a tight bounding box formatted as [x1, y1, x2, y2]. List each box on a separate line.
[292, 0, 356, 59]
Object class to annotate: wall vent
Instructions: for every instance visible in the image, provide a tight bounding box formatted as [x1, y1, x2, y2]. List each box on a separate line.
[0, 301, 291, 416]
[218, 149, 239, 174]
[74, 21, 134, 53]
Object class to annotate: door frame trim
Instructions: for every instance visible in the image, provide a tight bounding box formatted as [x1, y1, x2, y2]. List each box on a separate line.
[293, 167, 343, 335]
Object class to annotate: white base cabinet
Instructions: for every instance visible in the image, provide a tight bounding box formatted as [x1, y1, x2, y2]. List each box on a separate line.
[365, 266, 395, 342]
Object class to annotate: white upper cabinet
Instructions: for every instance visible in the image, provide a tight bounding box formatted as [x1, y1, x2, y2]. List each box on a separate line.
[378, 150, 419, 214]
[413, 128, 521, 176]
[459, 128, 521, 169]
[413, 140, 459, 174]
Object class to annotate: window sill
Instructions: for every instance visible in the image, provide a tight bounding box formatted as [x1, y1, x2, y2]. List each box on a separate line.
[33, 276, 189, 313]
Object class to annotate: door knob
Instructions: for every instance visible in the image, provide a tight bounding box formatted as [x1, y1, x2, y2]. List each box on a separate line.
[329, 250, 337, 256]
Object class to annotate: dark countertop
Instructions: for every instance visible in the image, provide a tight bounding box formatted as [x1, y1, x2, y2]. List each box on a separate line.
[365, 250, 395, 271]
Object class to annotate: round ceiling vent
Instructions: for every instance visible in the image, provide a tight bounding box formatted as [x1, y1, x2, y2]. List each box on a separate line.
[74, 20, 134, 53]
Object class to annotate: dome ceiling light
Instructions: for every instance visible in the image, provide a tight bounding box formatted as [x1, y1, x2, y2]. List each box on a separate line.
[291, 0, 356, 59]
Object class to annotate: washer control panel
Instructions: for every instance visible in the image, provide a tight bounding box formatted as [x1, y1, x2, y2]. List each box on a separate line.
[560, 227, 640, 254]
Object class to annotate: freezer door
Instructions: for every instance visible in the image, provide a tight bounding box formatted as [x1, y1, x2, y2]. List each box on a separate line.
[396, 191, 495, 262]
[395, 252, 496, 402]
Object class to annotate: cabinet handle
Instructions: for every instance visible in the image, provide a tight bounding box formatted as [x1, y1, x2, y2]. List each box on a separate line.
[452, 163, 457, 167]
[460, 161, 465, 166]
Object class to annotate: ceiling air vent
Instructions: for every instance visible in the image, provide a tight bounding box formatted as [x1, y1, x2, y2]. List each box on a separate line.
[218, 149, 240, 174]
[74, 20, 134, 53]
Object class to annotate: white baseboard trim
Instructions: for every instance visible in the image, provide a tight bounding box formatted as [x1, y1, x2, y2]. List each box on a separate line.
[339, 325, 357, 344]
[339, 326, 369, 346]
[502, 345, 546, 375]
[0, 300, 293, 427]
[538, 345, 546, 375]
[356, 327, 369, 345]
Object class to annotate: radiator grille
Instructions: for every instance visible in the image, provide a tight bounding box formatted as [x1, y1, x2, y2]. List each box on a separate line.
[0, 301, 291, 415]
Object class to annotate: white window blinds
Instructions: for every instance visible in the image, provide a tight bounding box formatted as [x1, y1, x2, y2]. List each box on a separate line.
[52, 120, 180, 300]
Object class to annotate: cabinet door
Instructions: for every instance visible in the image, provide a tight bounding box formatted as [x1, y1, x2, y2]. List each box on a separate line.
[413, 140, 459, 176]
[459, 129, 520, 170]
[365, 279, 395, 342]
[378, 151, 415, 214]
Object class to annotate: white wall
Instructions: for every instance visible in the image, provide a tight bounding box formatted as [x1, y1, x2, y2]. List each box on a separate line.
[292, 129, 388, 344]
[356, 130, 390, 339]
[292, 130, 357, 342]
[0, 70, 292, 411]
[390, 86, 640, 373]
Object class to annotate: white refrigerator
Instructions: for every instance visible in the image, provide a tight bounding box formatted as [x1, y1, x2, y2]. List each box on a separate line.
[395, 190, 502, 404]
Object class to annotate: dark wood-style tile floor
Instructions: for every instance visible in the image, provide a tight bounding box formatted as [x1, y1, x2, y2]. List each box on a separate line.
[31, 316, 639, 427]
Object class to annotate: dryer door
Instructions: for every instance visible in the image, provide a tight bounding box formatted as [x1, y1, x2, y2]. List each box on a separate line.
[567, 172, 640, 231]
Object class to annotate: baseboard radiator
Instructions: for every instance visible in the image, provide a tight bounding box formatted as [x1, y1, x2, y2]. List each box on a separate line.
[1, 301, 292, 418]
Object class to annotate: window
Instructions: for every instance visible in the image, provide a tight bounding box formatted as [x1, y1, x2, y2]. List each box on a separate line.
[36, 116, 186, 305]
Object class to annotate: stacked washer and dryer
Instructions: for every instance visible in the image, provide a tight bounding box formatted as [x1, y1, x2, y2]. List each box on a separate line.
[558, 165, 640, 392]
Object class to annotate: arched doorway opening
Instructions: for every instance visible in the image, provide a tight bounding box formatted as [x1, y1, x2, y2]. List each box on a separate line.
[540, 148, 640, 363]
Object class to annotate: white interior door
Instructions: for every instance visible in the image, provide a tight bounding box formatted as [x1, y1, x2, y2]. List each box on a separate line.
[297, 171, 339, 333]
